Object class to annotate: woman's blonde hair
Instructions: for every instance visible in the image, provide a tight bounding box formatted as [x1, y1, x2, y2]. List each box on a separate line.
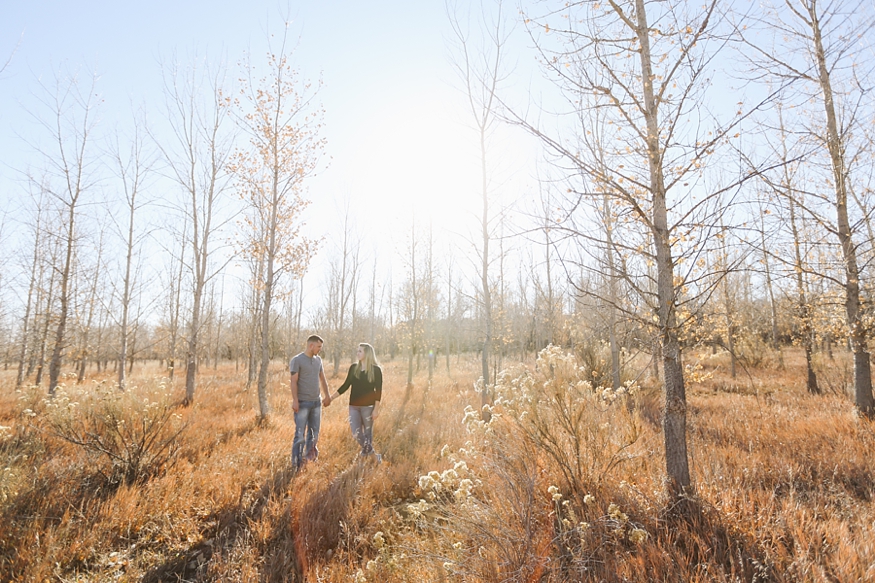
[355, 343, 380, 383]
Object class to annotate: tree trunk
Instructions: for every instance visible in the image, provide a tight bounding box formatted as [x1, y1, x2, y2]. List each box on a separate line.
[256, 170, 280, 420]
[760, 214, 783, 367]
[480, 125, 492, 421]
[184, 284, 202, 405]
[604, 194, 621, 390]
[809, 4, 872, 413]
[77, 235, 103, 385]
[118, 183, 136, 390]
[16, 205, 42, 387]
[636, 0, 691, 498]
[167, 226, 186, 383]
[48, 201, 77, 396]
[788, 198, 820, 395]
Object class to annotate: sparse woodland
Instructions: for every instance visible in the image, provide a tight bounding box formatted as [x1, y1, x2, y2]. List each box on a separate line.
[3, 1, 875, 581]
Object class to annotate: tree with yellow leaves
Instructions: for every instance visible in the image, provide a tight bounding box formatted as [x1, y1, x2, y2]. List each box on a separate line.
[232, 27, 325, 420]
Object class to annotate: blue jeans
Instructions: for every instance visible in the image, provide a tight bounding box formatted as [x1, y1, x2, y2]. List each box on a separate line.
[292, 400, 322, 469]
[349, 405, 374, 455]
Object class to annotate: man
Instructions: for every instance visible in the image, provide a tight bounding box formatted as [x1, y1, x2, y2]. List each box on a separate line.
[289, 334, 332, 470]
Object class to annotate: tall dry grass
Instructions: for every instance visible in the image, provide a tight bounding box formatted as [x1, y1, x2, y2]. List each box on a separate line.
[0, 346, 873, 582]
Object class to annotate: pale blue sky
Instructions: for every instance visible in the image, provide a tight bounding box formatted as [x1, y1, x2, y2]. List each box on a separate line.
[0, 1, 539, 312]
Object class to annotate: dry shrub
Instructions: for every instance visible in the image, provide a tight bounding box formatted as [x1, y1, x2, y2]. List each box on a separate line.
[387, 346, 652, 581]
[573, 337, 633, 388]
[42, 381, 187, 487]
[735, 332, 770, 369]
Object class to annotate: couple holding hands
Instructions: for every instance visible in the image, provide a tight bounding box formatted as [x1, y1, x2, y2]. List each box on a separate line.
[288, 335, 383, 471]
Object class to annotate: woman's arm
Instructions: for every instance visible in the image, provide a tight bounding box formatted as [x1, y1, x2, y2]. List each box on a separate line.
[372, 367, 383, 418]
[330, 364, 356, 401]
[373, 366, 383, 402]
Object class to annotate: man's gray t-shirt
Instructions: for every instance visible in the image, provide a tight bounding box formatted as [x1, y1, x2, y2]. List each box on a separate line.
[290, 352, 323, 401]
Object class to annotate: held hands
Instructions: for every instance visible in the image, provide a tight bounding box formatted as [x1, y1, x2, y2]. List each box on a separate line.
[322, 394, 332, 407]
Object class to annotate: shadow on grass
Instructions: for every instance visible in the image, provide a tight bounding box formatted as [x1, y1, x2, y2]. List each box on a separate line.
[178, 414, 262, 465]
[655, 496, 776, 582]
[141, 465, 302, 583]
[294, 458, 370, 570]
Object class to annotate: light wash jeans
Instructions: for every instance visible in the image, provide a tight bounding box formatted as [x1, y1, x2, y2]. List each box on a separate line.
[292, 400, 322, 469]
[348, 405, 375, 455]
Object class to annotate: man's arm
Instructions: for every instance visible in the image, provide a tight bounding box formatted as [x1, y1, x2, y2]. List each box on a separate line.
[319, 367, 332, 406]
[290, 370, 300, 412]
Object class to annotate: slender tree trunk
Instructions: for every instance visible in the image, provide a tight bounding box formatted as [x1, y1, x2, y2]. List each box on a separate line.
[33, 248, 59, 386]
[213, 281, 223, 371]
[369, 265, 377, 345]
[334, 254, 345, 377]
[16, 205, 43, 387]
[446, 261, 453, 375]
[256, 173, 280, 419]
[407, 253, 416, 392]
[118, 189, 136, 389]
[810, 4, 873, 414]
[296, 274, 304, 348]
[168, 231, 185, 383]
[426, 228, 435, 384]
[760, 213, 783, 367]
[77, 234, 103, 385]
[635, 0, 691, 497]
[48, 201, 77, 395]
[246, 257, 263, 390]
[480, 125, 492, 420]
[720, 254, 737, 378]
[184, 296, 201, 404]
[184, 184, 214, 405]
[789, 198, 820, 394]
[604, 194, 621, 389]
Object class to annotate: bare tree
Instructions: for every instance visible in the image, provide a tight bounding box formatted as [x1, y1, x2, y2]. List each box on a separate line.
[28, 68, 101, 395]
[400, 220, 422, 390]
[110, 120, 152, 389]
[447, 0, 512, 419]
[740, 0, 875, 413]
[31, 226, 61, 385]
[517, 0, 761, 499]
[162, 224, 187, 382]
[15, 181, 49, 387]
[424, 225, 439, 384]
[757, 199, 784, 367]
[73, 229, 106, 383]
[156, 55, 235, 405]
[323, 204, 360, 376]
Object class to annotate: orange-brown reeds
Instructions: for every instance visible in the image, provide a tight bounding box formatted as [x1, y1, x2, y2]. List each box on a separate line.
[1, 347, 874, 582]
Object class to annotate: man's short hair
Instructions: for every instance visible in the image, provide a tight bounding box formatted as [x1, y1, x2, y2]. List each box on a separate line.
[307, 334, 324, 345]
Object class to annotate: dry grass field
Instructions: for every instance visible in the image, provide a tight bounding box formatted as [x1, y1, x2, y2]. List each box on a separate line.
[2, 347, 874, 582]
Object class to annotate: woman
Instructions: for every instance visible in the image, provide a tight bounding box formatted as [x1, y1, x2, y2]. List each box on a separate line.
[328, 343, 382, 458]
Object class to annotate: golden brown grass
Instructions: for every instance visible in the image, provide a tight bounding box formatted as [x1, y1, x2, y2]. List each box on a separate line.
[0, 347, 873, 582]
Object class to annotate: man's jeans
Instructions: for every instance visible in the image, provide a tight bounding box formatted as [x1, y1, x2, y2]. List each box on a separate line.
[349, 405, 374, 455]
[292, 400, 322, 469]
